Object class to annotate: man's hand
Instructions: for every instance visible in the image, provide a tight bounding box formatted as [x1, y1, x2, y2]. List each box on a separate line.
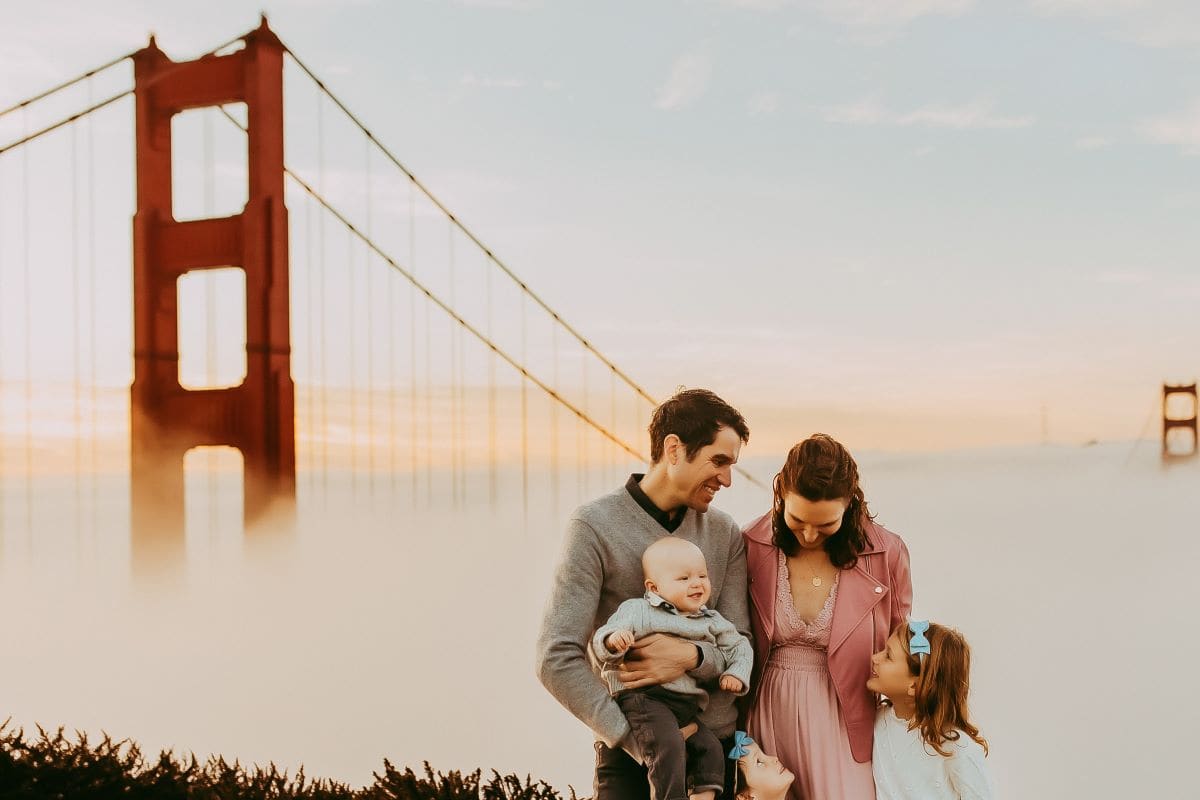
[616, 633, 698, 689]
[719, 674, 744, 693]
[679, 722, 698, 740]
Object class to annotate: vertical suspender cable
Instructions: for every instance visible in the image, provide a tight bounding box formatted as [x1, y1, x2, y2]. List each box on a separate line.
[364, 140, 376, 494]
[305, 186, 314, 492]
[317, 91, 328, 501]
[72, 118, 81, 536]
[550, 323, 559, 520]
[421, 184, 432, 506]
[457, 239, 467, 506]
[348, 221, 357, 494]
[576, 347, 585, 503]
[408, 179, 418, 505]
[610, 367, 617, 488]
[486, 252, 496, 508]
[521, 292, 528, 530]
[447, 220, 458, 509]
[87, 77, 98, 536]
[22, 109, 33, 545]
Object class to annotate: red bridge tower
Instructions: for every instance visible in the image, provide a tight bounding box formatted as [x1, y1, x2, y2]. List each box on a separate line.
[131, 19, 295, 564]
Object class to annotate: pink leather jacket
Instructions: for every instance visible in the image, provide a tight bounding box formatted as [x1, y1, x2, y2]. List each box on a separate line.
[742, 512, 912, 763]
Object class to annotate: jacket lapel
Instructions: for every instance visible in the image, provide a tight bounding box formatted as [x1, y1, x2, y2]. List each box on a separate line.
[827, 550, 887, 656]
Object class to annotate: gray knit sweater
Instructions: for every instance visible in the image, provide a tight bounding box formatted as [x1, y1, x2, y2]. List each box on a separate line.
[591, 594, 754, 701]
[534, 482, 750, 748]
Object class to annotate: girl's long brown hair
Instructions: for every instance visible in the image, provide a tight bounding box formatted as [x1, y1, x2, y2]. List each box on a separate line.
[772, 433, 873, 568]
[896, 621, 989, 757]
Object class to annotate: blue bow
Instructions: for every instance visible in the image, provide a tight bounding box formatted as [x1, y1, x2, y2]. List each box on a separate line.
[728, 731, 755, 759]
[908, 619, 931, 657]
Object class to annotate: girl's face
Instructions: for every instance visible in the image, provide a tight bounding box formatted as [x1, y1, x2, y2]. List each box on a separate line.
[868, 631, 917, 699]
[737, 743, 793, 795]
[781, 493, 847, 550]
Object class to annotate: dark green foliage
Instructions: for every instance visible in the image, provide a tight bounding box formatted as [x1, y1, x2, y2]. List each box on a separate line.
[0, 720, 580, 800]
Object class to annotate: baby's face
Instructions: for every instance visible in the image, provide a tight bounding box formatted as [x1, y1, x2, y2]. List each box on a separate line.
[645, 549, 711, 613]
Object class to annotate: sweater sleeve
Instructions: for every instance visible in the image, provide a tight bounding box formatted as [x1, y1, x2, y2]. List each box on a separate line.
[712, 615, 754, 695]
[695, 519, 751, 682]
[946, 740, 995, 800]
[591, 599, 645, 666]
[534, 518, 630, 748]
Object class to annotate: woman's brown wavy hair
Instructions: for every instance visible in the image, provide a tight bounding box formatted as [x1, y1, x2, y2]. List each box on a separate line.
[771, 433, 873, 569]
[896, 621, 989, 758]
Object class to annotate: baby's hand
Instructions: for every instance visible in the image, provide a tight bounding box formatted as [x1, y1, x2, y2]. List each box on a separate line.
[606, 630, 636, 653]
[719, 675, 744, 693]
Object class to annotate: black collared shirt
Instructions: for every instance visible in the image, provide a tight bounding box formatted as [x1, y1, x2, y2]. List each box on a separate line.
[625, 473, 686, 533]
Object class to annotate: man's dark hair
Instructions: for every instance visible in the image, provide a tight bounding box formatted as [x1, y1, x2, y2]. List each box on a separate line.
[647, 388, 750, 463]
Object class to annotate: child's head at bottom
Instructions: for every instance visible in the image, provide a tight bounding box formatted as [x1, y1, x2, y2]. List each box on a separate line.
[729, 734, 792, 800]
[868, 619, 989, 757]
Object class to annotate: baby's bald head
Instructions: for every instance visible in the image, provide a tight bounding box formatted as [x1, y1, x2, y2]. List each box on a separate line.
[642, 536, 712, 613]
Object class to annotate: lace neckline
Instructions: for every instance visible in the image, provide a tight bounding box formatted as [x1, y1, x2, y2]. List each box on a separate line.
[776, 548, 839, 628]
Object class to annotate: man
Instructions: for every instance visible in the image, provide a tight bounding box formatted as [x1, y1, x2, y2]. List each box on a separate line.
[535, 388, 751, 799]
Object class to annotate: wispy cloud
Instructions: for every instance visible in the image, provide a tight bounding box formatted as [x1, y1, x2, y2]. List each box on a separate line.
[817, 0, 973, 28]
[1030, 0, 1200, 48]
[1096, 271, 1150, 286]
[824, 98, 1034, 130]
[747, 90, 781, 115]
[460, 73, 526, 89]
[1075, 135, 1112, 150]
[823, 97, 889, 124]
[451, 0, 541, 9]
[655, 47, 713, 111]
[1138, 102, 1200, 154]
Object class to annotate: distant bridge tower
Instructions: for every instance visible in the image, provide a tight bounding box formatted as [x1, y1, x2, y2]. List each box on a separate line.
[131, 18, 294, 564]
[1162, 383, 1198, 460]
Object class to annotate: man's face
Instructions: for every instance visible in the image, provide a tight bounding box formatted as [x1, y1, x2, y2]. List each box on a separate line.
[666, 425, 742, 512]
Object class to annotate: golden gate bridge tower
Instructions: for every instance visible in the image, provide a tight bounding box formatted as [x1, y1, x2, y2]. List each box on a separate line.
[131, 19, 294, 561]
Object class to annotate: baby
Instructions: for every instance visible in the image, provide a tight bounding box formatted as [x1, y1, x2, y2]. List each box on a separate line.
[592, 536, 754, 800]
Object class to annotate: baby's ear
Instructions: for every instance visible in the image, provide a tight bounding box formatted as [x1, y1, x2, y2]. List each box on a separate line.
[644, 578, 657, 593]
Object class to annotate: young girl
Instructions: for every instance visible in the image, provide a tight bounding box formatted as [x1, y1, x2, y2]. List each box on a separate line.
[867, 620, 995, 800]
[728, 733, 794, 800]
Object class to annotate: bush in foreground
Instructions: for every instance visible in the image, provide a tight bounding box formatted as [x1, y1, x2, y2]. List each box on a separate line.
[0, 721, 579, 799]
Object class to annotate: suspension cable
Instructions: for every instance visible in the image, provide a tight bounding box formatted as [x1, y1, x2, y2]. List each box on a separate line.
[0, 90, 132, 159]
[211, 73, 772, 490]
[280, 44, 660, 409]
[0, 50, 135, 120]
[264, 154, 649, 461]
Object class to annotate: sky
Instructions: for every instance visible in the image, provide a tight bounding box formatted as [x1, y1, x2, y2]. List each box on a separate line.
[2, 0, 1199, 454]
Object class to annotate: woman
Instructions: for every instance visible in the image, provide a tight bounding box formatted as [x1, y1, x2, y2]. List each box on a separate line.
[743, 433, 912, 800]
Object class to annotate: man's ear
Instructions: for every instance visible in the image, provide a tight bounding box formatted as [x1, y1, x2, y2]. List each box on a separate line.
[664, 433, 682, 465]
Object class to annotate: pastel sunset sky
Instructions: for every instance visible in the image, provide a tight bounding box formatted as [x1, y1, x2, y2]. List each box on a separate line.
[2, 0, 1198, 454]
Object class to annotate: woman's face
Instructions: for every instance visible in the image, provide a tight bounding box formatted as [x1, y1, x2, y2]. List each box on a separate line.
[781, 493, 848, 550]
[737, 743, 793, 795]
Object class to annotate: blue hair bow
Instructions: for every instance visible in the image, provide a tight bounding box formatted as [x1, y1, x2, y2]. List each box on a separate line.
[908, 619, 931, 657]
[728, 731, 755, 759]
